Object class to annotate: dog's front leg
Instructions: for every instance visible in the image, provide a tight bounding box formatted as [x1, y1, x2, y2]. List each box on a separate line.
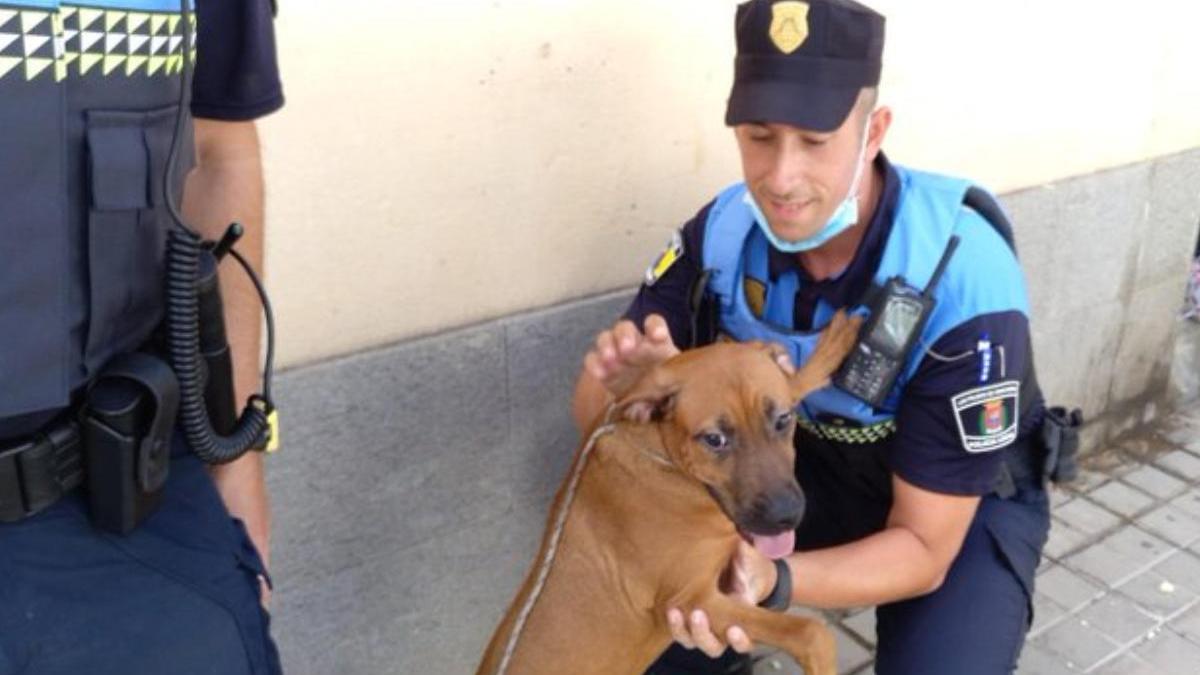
[694, 595, 837, 675]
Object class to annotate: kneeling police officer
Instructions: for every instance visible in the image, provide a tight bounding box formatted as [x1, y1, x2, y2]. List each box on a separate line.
[574, 1, 1078, 673]
[0, 1, 284, 673]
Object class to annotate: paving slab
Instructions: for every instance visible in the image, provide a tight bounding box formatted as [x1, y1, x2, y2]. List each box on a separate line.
[1088, 652, 1156, 675]
[1168, 489, 1200, 519]
[841, 609, 876, 647]
[1087, 480, 1156, 518]
[1062, 527, 1175, 587]
[1083, 448, 1143, 479]
[1149, 549, 1200, 595]
[1154, 450, 1200, 481]
[753, 650, 803, 675]
[1030, 617, 1122, 672]
[1121, 464, 1188, 499]
[1063, 467, 1110, 495]
[1162, 430, 1200, 453]
[1037, 564, 1106, 612]
[1056, 498, 1123, 538]
[1016, 641, 1083, 674]
[1132, 627, 1200, 674]
[1075, 593, 1158, 644]
[1168, 603, 1200, 644]
[1115, 570, 1200, 620]
[1050, 487, 1075, 508]
[1045, 518, 1093, 560]
[1030, 592, 1068, 636]
[832, 626, 872, 675]
[1136, 503, 1200, 548]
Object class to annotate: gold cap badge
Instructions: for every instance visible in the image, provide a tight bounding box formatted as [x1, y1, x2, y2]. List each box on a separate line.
[769, 1, 810, 55]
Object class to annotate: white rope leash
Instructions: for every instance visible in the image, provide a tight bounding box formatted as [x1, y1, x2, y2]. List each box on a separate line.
[495, 423, 617, 675]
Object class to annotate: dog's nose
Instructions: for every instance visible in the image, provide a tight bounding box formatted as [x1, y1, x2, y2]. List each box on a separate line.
[759, 488, 806, 531]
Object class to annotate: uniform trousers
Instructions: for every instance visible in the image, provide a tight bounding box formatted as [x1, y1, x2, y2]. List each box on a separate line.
[0, 433, 282, 675]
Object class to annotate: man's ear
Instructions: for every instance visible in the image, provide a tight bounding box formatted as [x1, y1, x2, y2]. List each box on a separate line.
[613, 367, 680, 424]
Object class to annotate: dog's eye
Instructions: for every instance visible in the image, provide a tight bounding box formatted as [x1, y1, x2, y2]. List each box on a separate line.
[774, 411, 796, 432]
[699, 432, 728, 451]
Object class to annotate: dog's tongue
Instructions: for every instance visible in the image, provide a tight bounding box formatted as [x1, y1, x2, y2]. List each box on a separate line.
[751, 531, 795, 560]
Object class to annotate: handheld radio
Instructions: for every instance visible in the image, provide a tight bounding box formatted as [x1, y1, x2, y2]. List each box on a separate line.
[834, 236, 961, 407]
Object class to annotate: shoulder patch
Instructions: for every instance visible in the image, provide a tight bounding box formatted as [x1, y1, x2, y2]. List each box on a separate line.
[950, 380, 1019, 453]
[644, 230, 684, 286]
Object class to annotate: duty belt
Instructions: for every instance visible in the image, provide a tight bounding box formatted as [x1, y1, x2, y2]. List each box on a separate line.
[0, 420, 84, 522]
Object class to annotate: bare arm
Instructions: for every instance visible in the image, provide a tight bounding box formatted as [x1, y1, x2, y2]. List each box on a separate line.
[670, 473, 980, 655]
[180, 118, 271, 569]
[784, 474, 979, 608]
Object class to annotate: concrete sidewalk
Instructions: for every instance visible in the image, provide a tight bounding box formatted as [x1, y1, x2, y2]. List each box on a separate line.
[756, 404, 1200, 675]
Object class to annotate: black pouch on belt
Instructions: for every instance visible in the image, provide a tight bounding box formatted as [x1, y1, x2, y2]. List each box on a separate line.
[82, 352, 179, 534]
[1040, 406, 1083, 484]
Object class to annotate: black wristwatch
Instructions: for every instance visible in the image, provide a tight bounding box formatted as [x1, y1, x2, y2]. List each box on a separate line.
[757, 558, 792, 612]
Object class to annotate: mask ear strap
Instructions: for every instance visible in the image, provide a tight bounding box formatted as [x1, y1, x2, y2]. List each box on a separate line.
[845, 112, 875, 201]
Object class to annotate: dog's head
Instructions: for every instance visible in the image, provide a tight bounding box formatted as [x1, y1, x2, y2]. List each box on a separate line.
[613, 311, 861, 558]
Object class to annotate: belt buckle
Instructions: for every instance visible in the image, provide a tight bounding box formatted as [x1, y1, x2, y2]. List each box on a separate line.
[0, 436, 38, 522]
[0, 434, 66, 522]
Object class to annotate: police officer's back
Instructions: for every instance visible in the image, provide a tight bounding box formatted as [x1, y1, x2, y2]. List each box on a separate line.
[0, 2, 285, 673]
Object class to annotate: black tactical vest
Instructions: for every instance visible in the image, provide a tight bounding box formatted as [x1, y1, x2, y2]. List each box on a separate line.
[0, 0, 194, 428]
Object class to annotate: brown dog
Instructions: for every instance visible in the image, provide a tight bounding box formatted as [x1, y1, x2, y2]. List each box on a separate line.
[476, 312, 862, 675]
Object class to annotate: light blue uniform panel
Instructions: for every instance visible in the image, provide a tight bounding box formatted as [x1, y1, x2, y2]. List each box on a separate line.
[701, 166, 1026, 427]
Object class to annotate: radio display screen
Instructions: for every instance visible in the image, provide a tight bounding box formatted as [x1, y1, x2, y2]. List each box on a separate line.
[871, 295, 922, 353]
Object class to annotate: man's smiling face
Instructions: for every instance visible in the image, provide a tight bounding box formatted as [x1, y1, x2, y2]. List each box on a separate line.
[734, 93, 877, 243]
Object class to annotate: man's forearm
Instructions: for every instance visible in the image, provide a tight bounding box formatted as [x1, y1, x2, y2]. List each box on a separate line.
[180, 119, 272, 566]
[786, 526, 946, 609]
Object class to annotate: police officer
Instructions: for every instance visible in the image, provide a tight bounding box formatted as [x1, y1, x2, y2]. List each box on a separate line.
[573, 1, 1052, 673]
[0, 1, 283, 673]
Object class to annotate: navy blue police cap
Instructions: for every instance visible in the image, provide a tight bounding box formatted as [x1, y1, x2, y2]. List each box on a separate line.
[726, 0, 885, 132]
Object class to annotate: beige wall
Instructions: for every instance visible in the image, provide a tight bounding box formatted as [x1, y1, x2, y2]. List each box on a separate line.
[260, 0, 1200, 368]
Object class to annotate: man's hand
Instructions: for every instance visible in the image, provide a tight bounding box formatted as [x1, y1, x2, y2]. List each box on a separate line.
[583, 314, 681, 398]
[666, 540, 780, 657]
[573, 314, 681, 430]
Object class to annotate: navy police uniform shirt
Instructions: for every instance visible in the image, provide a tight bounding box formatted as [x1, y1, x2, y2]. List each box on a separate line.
[192, 0, 284, 121]
[624, 153, 1039, 498]
[0, 0, 283, 442]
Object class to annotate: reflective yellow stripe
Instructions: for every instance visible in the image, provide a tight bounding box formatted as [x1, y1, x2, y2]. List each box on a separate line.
[0, 3, 195, 83]
[798, 417, 896, 444]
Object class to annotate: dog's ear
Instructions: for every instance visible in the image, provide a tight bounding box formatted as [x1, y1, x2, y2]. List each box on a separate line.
[755, 341, 796, 376]
[613, 367, 680, 424]
[790, 310, 863, 403]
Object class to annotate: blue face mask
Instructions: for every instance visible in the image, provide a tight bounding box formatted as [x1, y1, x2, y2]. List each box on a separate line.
[745, 120, 872, 253]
